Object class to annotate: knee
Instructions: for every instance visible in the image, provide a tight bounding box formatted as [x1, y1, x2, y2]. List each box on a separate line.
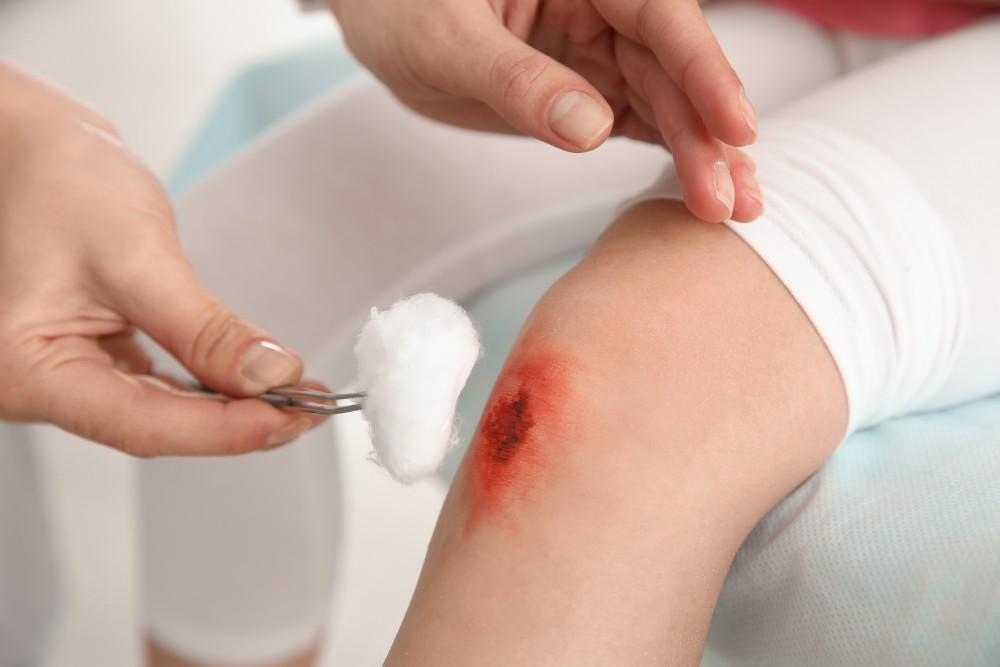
[502, 197, 847, 470]
[526, 199, 831, 406]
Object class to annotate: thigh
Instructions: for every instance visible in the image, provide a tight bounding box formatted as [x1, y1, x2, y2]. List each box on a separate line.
[767, 18, 1000, 413]
[634, 18, 1000, 431]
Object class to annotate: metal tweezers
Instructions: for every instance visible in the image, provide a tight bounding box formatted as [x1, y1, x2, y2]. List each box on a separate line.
[196, 385, 365, 416]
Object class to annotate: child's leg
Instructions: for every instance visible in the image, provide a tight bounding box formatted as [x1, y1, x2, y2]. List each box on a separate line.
[387, 200, 849, 666]
[387, 17, 1000, 665]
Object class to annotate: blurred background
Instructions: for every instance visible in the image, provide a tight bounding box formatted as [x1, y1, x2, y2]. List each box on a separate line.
[0, 2, 447, 665]
[0, 0, 333, 175]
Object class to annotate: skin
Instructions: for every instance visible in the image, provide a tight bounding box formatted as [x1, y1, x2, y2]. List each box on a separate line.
[386, 200, 849, 665]
[327, 0, 765, 223]
[0, 60, 327, 456]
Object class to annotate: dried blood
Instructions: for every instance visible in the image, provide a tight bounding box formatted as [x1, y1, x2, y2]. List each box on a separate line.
[465, 346, 574, 529]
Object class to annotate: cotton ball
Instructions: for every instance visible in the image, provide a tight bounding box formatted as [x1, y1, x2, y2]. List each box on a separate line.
[354, 293, 481, 483]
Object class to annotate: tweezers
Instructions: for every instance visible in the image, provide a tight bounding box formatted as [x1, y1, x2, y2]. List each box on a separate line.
[196, 385, 366, 416]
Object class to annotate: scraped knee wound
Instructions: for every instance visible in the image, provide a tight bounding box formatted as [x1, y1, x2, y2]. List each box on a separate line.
[628, 121, 967, 433]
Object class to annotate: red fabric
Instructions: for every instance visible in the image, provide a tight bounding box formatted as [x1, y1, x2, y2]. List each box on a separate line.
[759, 0, 995, 36]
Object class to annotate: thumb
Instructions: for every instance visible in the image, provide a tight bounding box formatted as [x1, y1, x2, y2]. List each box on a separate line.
[116, 261, 303, 398]
[435, 14, 614, 152]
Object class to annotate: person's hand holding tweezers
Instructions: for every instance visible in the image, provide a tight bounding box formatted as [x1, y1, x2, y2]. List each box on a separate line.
[0, 60, 331, 456]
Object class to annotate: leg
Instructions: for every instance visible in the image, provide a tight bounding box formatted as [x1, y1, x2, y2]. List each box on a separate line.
[140, 433, 340, 667]
[387, 200, 848, 665]
[633, 19, 1000, 428]
[706, 18, 1000, 662]
[391, 17, 1000, 664]
[761, 18, 1000, 412]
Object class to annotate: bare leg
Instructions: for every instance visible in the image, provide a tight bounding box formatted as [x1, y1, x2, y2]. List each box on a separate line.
[387, 201, 848, 665]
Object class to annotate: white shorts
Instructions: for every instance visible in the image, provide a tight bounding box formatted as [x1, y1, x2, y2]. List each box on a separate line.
[629, 17, 1000, 434]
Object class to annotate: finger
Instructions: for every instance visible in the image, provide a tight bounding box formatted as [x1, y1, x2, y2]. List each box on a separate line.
[39, 359, 316, 457]
[616, 36, 735, 222]
[615, 36, 694, 147]
[107, 245, 304, 398]
[614, 108, 666, 146]
[152, 373, 332, 440]
[96, 330, 154, 375]
[422, 7, 614, 151]
[289, 378, 335, 438]
[618, 85, 666, 146]
[596, 0, 756, 146]
[726, 146, 764, 223]
[624, 86, 657, 129]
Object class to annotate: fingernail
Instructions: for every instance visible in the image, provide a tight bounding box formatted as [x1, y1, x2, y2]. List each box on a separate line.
[713, 161, 736, 215]
[549, 91, 612, 148]
[739, 89, 758, 139]
[266, 417, 313, 448]
[239, 340, 300, 391]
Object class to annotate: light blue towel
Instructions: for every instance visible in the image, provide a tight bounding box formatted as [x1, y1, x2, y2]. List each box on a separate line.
[171, 43, 1000, 666]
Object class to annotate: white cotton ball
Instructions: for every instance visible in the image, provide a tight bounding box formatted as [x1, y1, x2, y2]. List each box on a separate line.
[354, 293, 481, 483]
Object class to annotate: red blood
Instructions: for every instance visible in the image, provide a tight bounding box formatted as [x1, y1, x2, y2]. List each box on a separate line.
[465, 346, 574, 529]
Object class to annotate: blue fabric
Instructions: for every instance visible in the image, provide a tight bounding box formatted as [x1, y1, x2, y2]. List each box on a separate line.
[173, 43, 1000, 665]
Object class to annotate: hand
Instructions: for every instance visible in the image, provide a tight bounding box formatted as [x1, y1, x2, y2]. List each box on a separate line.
[0, 60, 326, 456]
[330, 0, 762, 223]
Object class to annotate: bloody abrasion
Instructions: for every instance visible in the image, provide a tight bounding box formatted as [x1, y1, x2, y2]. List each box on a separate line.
[481, 387, 534, 465]
[466, 347, 575, 527]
